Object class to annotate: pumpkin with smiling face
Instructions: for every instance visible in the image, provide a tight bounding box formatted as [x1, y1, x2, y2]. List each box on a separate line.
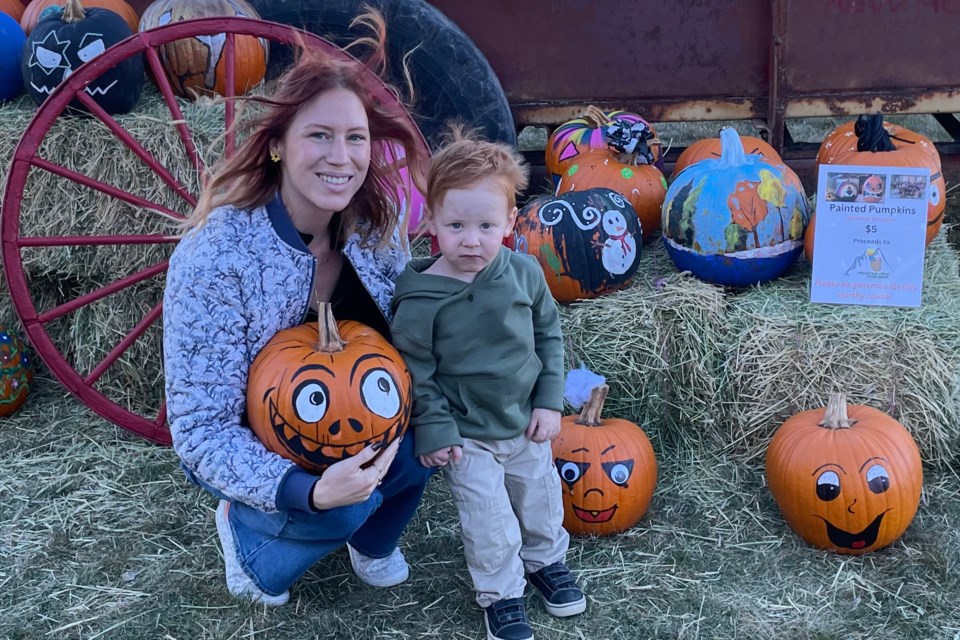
[247, 303, 411, 474]
[766, 393, 923, 554]
[552, 385, 657, 536]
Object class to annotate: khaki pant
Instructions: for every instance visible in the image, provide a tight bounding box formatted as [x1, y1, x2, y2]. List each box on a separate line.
[442, 435, 569, 608]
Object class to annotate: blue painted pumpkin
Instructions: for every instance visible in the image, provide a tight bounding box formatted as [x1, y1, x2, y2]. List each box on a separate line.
[662, 128, 809, 287]
[0, 12, 25, 100]
[0, 327, 33, 416]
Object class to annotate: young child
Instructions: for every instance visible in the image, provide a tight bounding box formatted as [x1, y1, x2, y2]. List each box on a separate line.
[391, 131, 585, 640]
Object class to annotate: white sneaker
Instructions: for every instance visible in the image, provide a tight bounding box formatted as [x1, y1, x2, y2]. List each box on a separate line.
[215, 500, 290, 606]
[347, 544, 410, 587]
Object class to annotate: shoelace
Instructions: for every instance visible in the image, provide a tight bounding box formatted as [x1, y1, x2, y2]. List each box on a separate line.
[491, 599, 528, 624]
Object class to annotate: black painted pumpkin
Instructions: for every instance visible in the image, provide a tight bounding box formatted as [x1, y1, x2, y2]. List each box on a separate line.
[513, 188, 642, 302]
[21, 0, 143, 114]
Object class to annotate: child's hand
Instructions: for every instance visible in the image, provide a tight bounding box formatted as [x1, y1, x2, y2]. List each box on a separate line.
[526, 408, 562, 442]
[418, 446, 463, 468]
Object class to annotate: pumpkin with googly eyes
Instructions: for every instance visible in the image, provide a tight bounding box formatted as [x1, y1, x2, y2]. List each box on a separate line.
[552, 385, 657, 536]
[247, 303, 411, 474]
[765, 393, 923, 554]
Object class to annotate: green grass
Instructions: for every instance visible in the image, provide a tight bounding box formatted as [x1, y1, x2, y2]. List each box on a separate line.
[3, 372, 960, 639]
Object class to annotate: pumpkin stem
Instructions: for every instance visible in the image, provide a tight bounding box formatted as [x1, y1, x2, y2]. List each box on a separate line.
[855, 113, 897, 153]
[317, 302, 345, 353]
[818, 393, 859, 429]
[64, 0, 86, 23]
[575, 384, 609, 427]
[581, 105, 610, 129]
[718, 127, 748, 168]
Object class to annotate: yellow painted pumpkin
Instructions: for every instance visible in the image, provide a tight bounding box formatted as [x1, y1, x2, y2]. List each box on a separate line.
[246, 303, 411, 474]
[552, 384, 657, 536]
[766, 393, 922, 554]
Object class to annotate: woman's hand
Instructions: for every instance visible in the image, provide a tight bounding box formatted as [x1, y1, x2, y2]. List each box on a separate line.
[309, 438, 401, 510]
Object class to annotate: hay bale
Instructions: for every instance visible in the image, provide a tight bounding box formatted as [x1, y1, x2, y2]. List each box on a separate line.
[722, 232, 960, 467]
[560, 242, 728, 452]
[0, 88, 228, 283]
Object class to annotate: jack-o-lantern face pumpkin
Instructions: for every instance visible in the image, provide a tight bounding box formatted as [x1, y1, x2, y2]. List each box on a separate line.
[766, 393, 923, 554]
[861, 175, 884, 202]
[552, 385, 657, 536]
[247, 304, 411, 474]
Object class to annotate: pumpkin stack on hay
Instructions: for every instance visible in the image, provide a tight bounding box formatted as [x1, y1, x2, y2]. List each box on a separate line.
[0, 87, 234, 414]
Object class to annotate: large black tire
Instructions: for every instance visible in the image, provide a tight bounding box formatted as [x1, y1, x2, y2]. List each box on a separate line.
[249, 0, 517, 150]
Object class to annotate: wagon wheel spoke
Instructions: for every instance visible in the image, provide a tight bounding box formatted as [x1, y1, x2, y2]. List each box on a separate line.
[29, 157, 187, 222]
[72, 89, 197, 209]
[224, 32, 237, 156]
[17, 234, 180, 248]
[35, 261, 169, 324]
[84, 301, 164, 386]
[143, 46, 205, 179]
[154, 400, 167, 430]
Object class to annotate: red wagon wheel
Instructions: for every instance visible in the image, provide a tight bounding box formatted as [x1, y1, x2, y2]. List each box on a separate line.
[1, 17, 429, 445]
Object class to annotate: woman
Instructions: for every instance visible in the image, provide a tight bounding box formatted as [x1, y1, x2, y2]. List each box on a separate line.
[162, 13, 431, 605]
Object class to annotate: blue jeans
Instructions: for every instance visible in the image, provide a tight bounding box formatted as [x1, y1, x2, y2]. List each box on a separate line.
[190, 433, 432, 596]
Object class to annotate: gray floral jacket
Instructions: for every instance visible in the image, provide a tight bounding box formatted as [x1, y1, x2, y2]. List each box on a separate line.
[163, 195, 409, 512]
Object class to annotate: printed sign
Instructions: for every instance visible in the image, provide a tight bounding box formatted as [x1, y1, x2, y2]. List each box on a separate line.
[810, 164, 929, 307]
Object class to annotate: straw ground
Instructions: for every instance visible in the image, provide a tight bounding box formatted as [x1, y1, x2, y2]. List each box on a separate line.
[3, 94, 960, 637]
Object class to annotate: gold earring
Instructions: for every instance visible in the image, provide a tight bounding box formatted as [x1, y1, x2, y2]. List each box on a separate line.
[270, 150, 281, 163]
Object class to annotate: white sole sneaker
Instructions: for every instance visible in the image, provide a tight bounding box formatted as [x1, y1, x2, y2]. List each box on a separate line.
[347, 544, 410, 587]
[215, 500, 290, 606]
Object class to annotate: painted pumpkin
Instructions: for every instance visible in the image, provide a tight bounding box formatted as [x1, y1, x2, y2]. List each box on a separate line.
[766, 393, 922, 554]
[803, 212, 816, 262]
[0, 327, 33, 417]
[21, 0, 138, 34]
[139, 0, 268, 99]
[0, 11, 25, 100]
[553, 384, 657, 536]
[247, 304, 411, 474]
[545, 106, 663, 187]
[1, 0, 24, 23]
[21, 0, 143, 114]
[556, 149, 667, 242]
[672, 133, 782, 179]
[661, 127, 809, 287]
[817, 114, 945, 246]
[514, 188, 642, 302]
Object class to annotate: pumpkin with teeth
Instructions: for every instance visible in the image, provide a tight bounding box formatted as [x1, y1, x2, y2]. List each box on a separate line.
[552, 384, 657, 536]
[247, 303, 411, 474]
[766, 393, 923, 554]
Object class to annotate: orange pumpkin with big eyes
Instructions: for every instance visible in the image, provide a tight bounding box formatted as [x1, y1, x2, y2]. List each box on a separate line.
[247, 304, 411, 474]
[552, 385, 657, 536]
[766, 393, 923, 554]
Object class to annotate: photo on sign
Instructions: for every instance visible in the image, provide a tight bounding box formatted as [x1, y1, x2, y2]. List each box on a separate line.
[889, 174, 928, 200]
[825, 172, 886, 204]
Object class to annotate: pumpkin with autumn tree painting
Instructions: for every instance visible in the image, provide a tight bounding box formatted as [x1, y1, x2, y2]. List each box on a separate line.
[766, 393, 922, 554]
[672, 133, 782, 179]
[553, 384, 657, 536]
[20, 0, 138, 33]
[816, 113, 945, 246]
[247, 304, 411, 474]
[139, 0, 268, 99]
[661, 127, 809, 287]
[21, 0, 143, 114]
[514, 188, 642, 303]
[545, 106, 664, 188]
